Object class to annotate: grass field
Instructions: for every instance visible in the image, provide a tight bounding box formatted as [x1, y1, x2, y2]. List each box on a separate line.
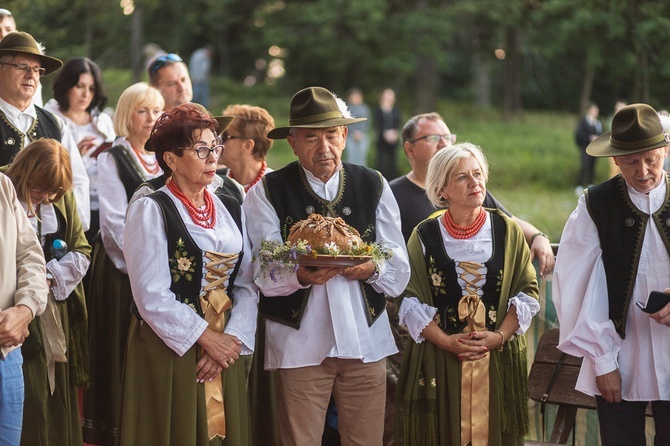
[98, 72, 614, 242]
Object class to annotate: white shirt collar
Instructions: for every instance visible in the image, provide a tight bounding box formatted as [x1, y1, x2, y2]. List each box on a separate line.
[0, 96, 36, 123]
[625, 175, 667, 214]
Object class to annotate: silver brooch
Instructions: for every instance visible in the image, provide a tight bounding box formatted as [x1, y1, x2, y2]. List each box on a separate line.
[666, 218, 670, 227]
[5, 137, 14, 145]
[305, 205, 315, 214]
[625, 218, 635, 227]
[342, 207, 352, 216]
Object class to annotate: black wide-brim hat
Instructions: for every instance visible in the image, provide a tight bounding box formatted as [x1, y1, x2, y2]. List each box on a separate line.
[0, 32, 62, 76]
[587, 103, 670, 157]
[267, 86, 366, 139]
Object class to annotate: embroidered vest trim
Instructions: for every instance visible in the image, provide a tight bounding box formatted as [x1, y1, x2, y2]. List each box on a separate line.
[417, 212, 506, 334]
[107, 146, 148, 202]
[260, 161, 385, 329]
[0, 107, 61, 165]
[586, 174, 670, 338]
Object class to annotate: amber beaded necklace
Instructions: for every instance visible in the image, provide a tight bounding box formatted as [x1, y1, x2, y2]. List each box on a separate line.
[443, 207, 487, 239]
[166, 179, 216, 229]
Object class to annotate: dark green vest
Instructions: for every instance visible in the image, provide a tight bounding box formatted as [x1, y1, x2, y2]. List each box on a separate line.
[260, 161, 386, 329]
[586, 174, 670, 338]
[107, 145, 148, 202]
[0, 107, 61, 165]
[417, 211, 506, 334]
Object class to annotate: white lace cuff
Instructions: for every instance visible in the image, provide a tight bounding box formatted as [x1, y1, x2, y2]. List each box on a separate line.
[398, 296, 438, 343]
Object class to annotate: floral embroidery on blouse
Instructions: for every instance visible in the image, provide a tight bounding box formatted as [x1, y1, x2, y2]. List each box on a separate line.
[170, 238, 197, 282]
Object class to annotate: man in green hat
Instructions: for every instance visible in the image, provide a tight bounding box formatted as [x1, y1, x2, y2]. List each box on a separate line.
[243, 86, 410, 445]
[554, 103, 670, 445]
[0, 31, 90, 230]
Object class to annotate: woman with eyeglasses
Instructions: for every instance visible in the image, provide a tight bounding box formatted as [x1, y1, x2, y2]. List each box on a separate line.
[82, 82, 164, 445]
[394, 143, 540, 446]
[116, 103, 257, 445]
[5, 139, 91, 446]
[44, 57, 116, 242]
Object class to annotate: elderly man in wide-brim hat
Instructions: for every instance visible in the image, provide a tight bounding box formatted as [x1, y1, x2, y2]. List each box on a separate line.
[243, 86, 410, 445]
[0, 31, 90, 230]
[554, 103, 670, 446]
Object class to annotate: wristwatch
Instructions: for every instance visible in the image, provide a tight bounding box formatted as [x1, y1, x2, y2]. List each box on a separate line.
[365, 262, 380, 284]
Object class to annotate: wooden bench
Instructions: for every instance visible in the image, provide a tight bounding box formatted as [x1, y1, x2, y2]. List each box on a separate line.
[528, 328, 651, 444]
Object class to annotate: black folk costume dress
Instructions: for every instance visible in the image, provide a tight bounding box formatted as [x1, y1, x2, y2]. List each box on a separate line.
[20, 192, 91, 446]
[117, 186, 257, 446]
[395, 210, 539, 446]
[82, 140, 163, 445]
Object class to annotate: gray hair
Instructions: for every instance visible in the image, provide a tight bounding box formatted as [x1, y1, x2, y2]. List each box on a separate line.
[425, 142, 489, 208]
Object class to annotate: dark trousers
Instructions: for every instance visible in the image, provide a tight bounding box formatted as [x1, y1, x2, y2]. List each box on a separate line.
[596, 396, 670, 446]
[577, 148, 596, 186]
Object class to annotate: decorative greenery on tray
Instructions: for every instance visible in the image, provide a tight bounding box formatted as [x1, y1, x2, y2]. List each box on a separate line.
[253, 238, 393, 281]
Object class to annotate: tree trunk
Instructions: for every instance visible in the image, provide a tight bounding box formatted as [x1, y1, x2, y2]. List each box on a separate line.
[579, 62, 595, 113]
[503, 27, 523, 118]
[413, 55, 438, 114]
[472, 50, 491, 108]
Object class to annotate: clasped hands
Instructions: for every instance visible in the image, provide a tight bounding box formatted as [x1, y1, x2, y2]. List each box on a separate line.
[196, 329, 242, 383]
[296, 261, 375, 286]
[441, 330, 503, 362]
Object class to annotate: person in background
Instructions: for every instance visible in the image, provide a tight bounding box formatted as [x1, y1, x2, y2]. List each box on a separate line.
[45, 57, 115, 242]
[555, 103, 670, 446]
[0, 31, 90, 230]
[6, 139, 91, 446]
[374, 88, 402, 180]
[220, 104, 275, 194]
[117, 103, 257, 445]
[244, 86, 410, 445]
[575, 101, 603, 195]
[82, 82, 164, 446]
[391, 112, 555, 276]
[0, 9, 43, 107]
[345, 87, 371, 166]
[148, 52, 193, 112]
[0, 172, 48, 445]
[189, 44, 214, 108]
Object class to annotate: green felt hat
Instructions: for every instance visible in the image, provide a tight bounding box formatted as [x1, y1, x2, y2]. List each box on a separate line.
[0, 32, 62, 75]
[587, 103, 670, 157]
[267, 86, 366, 139]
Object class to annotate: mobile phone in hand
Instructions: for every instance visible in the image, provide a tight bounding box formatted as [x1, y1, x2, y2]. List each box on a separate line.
[636, 290, 670, 314]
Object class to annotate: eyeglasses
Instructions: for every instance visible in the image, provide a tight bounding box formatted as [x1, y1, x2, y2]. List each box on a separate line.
[409, 133, 457, 145]
[186, 144, 224, 159]
[148, 53, 183, 75]
[221, 133, 245, 142]
[1, 62, 45, 77]
[30, 186, 62, 201]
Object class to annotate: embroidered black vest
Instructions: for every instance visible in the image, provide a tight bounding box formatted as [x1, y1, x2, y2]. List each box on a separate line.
[107, 146, 147, 202]
[134, 191, 244, 319]
[417, 212, 506, 334]
[260, 161, 385, 329]
[586, 174, 670, 338]
[0, 107, 61, 165]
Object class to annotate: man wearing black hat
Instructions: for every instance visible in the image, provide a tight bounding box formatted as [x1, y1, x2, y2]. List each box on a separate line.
[243, 86, 410, 445]
[0, 31, 90, 230]
[554, 103, 670, 446]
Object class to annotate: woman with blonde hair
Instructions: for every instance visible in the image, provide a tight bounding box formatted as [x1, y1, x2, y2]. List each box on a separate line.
[82, 82, 164, 445]
[395, 143, 540, 445]
[6, 138, 91, 446]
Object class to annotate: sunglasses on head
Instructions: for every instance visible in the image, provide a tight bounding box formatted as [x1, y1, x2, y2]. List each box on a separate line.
[148, 53, 182, 75]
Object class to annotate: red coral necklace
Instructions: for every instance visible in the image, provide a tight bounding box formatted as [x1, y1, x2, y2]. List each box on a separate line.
[443, 207, 487, 239]
[229, 161, 266, 192]
[166, 179, 216, 229]
[131, 144, 160, 175]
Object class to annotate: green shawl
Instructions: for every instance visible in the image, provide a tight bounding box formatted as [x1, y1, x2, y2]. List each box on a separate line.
[54, 191, 92, 387]
[395, 209, 539, 446]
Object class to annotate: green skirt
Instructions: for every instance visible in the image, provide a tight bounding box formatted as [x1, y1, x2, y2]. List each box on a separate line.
[21, 301, 83, 446]
[117, 315, 250, 446]
[83, 240, 133, 445]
